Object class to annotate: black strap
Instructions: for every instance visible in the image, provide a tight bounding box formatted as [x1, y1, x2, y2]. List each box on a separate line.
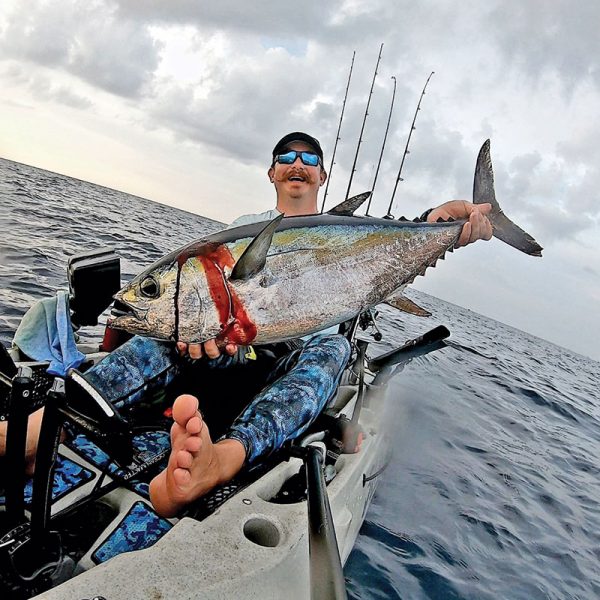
[4, 367, 35, 528]
[30, 380, 66, 538]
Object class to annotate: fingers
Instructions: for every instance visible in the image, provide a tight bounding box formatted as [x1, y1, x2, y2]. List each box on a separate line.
[456, 211, 493, 247]
[428, 208, 453, 222]
[427, 200, 493, 222]
[456, 222, 472, 248]
[476, 202, 492, 216]
[428, 200, 493, 248]
[176, 341, 204, 360]
[203, 339, 220, 359]
[177, 339, 237, 359]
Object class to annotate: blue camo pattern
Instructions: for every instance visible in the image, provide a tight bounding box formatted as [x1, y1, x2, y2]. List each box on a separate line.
[83, 336, 179, 408]
[67, 430, 170, 478]
[227, 334, 351, 463]
[80, 334, 349, 465]
[0, 455, 94, 506]
[92, 500, 172, 564]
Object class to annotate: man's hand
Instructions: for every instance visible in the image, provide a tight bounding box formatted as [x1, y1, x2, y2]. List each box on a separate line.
[427, 200, 493, 248]
[176, 340, 238, 360]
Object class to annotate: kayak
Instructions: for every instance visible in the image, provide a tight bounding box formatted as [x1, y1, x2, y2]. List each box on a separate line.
[0, 251, 449, 600]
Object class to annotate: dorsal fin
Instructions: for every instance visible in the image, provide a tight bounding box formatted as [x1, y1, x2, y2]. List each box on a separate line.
[326, 191, 371, 216]
[229, 213, 284, 281]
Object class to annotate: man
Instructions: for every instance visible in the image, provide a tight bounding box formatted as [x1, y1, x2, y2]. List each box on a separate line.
[148, 132, 493, 516]
[0, 132, 493, 517]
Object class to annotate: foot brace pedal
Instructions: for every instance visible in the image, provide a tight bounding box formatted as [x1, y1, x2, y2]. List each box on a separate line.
[62, 371, 170, 481]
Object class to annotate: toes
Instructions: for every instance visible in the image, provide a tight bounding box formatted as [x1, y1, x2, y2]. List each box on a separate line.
[170, 421, 187, 445]
[184, 436, 202, 453]
[176, 449, 193, 469]
[172, 394, 199, 425]
[173, 467, 191, 487]
[186, 414, 203, 435]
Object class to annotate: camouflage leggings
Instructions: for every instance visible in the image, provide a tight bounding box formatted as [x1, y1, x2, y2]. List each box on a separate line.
[83, 334, 351, 464]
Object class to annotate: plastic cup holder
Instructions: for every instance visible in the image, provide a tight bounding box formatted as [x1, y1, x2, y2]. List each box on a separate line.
[243, 517, 281, 547]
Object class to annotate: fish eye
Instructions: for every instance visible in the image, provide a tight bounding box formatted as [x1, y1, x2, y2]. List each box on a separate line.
[139, 276, 160, 299]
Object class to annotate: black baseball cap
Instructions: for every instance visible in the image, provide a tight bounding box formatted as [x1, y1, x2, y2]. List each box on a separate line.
[272, 132, 324, 162]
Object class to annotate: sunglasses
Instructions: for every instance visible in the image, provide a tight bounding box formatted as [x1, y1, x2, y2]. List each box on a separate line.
[273, 150, 322, 167]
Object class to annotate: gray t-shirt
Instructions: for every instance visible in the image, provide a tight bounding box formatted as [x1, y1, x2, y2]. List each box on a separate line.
[228, 208, 282, 229]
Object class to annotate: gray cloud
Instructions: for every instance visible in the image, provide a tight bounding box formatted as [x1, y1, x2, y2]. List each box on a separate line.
[27, 74, 92, 109]
[2, 0, 598, 246]
[0, 0, 161, 98]
[486, 1, 600, 92]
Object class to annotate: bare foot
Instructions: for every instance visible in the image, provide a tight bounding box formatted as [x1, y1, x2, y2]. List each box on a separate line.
[149, 395, 246, 518]
[0, 408, 48, 476]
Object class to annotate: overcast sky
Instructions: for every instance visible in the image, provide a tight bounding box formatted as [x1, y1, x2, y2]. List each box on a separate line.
[1, 0, 598, 361]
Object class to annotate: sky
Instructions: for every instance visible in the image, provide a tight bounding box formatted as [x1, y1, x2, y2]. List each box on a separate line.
[0, 0, 599, 361]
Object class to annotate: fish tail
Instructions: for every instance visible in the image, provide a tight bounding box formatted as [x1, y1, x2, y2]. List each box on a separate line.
[473, 140, 543, 257]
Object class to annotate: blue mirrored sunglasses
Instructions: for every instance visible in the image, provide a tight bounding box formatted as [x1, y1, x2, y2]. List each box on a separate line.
[274, 150, 321, 167]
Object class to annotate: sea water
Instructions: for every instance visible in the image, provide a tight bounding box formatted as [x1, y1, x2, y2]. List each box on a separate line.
[1, 157, 598, 599]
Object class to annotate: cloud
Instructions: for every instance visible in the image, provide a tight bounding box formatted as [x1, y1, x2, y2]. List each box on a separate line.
[0, 0, 161, 98]
[114, 0, 338, 38]
[26, 73, 92, 109]
[486, 1, 600, 93]
[1, 0, 598, 247]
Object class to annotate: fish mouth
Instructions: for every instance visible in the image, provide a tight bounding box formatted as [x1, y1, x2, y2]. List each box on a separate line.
[107, 299, 148, 330]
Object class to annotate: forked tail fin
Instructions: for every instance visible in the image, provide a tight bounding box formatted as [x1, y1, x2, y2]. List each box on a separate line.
[474, 140, 543, 257]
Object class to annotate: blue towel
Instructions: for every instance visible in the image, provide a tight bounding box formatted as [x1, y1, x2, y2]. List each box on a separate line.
[13, 290, 85, 376]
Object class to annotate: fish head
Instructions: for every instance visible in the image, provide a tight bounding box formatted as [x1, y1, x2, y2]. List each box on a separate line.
[109, 258, 180, 340]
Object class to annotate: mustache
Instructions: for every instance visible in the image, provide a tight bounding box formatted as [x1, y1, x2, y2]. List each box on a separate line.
[273, 167, 314, 182]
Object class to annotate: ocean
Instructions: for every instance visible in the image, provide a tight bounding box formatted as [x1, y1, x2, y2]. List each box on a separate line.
[1, 157, 599, 599]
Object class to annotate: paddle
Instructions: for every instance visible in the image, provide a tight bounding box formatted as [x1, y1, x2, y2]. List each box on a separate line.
[303, 444, 348, 600]
[368, 325, 450, 385]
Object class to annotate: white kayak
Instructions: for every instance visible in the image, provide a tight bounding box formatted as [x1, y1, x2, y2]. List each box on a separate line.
[0, 248, 449, 600]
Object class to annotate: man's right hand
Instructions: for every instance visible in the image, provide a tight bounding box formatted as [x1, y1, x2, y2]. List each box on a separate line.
[176, 340, 238, 360]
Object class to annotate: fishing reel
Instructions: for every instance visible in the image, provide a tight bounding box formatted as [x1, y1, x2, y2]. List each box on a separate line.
[358, 309, 382, 341]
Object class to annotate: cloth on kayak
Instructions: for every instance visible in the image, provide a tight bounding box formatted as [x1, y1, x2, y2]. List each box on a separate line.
[13, 290, 85, 376]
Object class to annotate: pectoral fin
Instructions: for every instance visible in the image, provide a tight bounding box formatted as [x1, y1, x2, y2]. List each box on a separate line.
[230, 213, 284, 281]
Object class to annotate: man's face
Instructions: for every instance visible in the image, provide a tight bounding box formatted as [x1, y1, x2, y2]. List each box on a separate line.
[268, 141, 327, 200]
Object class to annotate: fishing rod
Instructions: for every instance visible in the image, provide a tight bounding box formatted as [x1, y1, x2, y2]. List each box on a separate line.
[320, 51, 356, 214]
[385, 71, 434, 219]
[365, 75, 396, 216]
[344, 43, 384, 201]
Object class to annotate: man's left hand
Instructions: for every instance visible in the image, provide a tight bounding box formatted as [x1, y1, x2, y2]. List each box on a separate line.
[427, 200, 493, 248]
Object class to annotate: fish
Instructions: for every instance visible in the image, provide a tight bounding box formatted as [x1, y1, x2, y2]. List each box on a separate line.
[108, 140, 542, 344]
